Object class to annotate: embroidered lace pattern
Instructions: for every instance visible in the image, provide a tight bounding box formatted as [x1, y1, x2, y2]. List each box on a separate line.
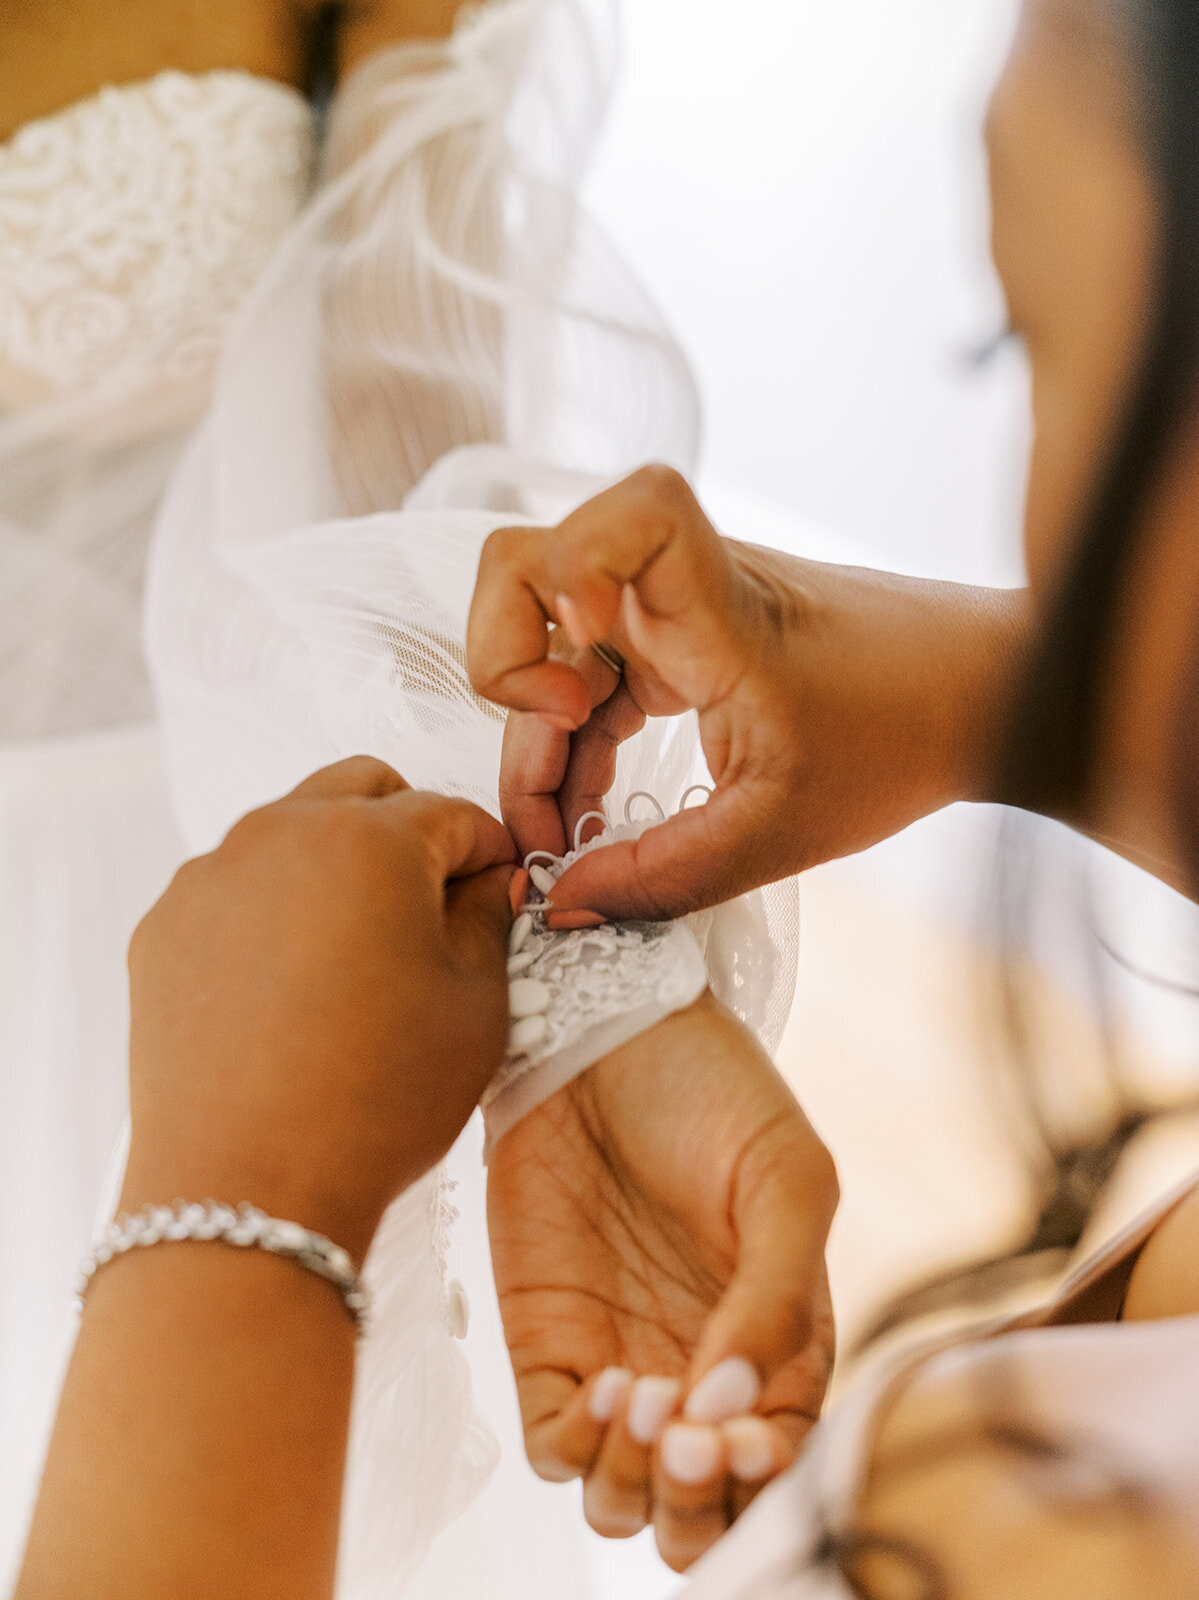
[0, 71, 313, 414]
[482, 818, 710, 1152]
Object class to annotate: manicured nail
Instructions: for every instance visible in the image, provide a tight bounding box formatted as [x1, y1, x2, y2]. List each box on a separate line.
[723, 1416, 776, 1483]
[556, 592, 594, 650]
[537, 711, 578, 732]
[545, 910, 607, 932]
[626, 1376, 682, 1445]
[661, 1423, 723, 1485]
[589, 1366, 634, 1424]
[684, 1358, 761, 1424]
[507, 869, 530, 918]
[528, 863, 557, 896]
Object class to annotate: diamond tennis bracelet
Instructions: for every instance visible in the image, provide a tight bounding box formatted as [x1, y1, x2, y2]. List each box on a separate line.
[76, 1200, 369, 1333]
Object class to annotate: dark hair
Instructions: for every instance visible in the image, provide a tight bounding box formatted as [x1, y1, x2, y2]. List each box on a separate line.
[1003, 0, 1199, 827]
[825, 7, 1199, 1591]
[301, 2, 352, 119]
[850, 0, 1199, 1355]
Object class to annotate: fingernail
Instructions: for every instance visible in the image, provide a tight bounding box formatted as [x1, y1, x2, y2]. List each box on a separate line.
[723, 1416, 776, 1483]
[661, 1423, 723, 1486]
[528, 863, 557, 896]
[684, 1358, 762, 1424]
[545, 910, 608, 931]
[556, 592, 594, 650]
[589, 1366, 634, 1424]
[626, 1376, 682, 1445]
[507, 869, 530, 918]
[537, 711, 578, 732]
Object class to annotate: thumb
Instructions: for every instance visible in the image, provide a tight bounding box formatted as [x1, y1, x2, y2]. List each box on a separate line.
[546, 788, 765, 922]
[445, 864, 517, 974]
[681, 1151, 837, 1422]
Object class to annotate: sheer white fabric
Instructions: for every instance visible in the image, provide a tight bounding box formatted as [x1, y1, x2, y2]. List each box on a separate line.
[145, 2, 796, 1591]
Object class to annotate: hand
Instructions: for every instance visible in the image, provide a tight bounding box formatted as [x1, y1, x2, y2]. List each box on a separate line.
[123, 757, 517, 1259]
[467, 465, 1029, 920]
[487, 994, 837, 1573]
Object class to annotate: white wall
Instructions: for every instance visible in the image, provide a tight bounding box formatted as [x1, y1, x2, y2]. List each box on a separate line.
[586, 0, 1027, 588]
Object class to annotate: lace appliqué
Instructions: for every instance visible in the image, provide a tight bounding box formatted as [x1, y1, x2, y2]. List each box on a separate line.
[0, 71, 313, 413]
[481, 802, 709, 1155]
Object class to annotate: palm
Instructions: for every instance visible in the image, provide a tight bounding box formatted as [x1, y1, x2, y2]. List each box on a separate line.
[487, 1000, 836, 1481]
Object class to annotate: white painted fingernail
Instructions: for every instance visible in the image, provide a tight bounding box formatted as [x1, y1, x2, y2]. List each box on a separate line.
[529, 863, 557, 896]
[509, 912, 534, 955]
[684, 1357, 761, 1424]
[626, 1376, 682, 1445]
[588, 1366, 634, 1423]
[661, 1423, 722, 1485]
[724, 1416, 776, 1483]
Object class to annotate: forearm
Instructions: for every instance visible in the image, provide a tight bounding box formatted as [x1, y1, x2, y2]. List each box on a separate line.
[16, 1243, 356, 1600]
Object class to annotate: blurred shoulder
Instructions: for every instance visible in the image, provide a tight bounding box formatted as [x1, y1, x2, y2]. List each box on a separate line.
[332, 0, 469, 76]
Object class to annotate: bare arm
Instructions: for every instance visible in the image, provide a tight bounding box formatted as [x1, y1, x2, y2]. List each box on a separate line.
[14, 758, 515, 1598]
[16, 1245, 356, 1600]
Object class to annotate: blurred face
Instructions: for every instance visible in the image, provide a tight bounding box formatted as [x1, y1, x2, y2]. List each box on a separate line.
[987, 0, 1156, 597]
[989, 0, 1199, 865]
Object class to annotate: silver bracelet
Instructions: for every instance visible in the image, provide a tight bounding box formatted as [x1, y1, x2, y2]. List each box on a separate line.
[75, 1200, 370, 1334]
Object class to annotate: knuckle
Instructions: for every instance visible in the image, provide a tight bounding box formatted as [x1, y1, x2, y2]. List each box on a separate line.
[335, 753, 400, 791]
[630, 461, 692, 510]
[479, 523, 531, 574]
[222, 803, 280, 853]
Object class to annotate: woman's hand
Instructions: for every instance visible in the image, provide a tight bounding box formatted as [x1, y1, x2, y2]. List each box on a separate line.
[18, 758, 517, 1600]
[467, 466, 1029, 921]
[487, 993, 837, 1573]
[123, 756, 517, 1257]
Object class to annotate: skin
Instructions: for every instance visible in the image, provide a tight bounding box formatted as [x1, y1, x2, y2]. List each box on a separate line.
[0, 0, 467, 144]
[16, 757, 519, 1600]
[489, 993, 837, 1571]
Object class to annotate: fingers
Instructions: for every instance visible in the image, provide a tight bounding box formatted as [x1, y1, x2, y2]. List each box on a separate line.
[468, 469, 737, 722]
[382, 790, 516, 885]
[519, 1368, 629, 1485]
[683, 1143, 837, 1415]
[444, 864, 518, 972]
[467, 526, 592, 726]
[285, 755, 409, 799]
[583, 1383, 668, 1539]
[536, 467, 734, 655]
[653, 1424, 730, 1571]
[498, 631, 643, 860]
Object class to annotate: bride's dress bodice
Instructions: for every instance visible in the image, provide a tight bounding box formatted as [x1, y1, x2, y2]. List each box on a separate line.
[0, 70, 313, 417]
[0, 71, 314, 742]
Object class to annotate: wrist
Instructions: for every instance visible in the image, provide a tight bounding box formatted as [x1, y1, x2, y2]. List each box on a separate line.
[951, 585, 1035, 806]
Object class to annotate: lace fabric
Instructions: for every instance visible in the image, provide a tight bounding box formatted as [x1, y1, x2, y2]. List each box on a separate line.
[484, 813, 798, 1153]
[0, 70, 312, 414]
[0, 70, 314, 744]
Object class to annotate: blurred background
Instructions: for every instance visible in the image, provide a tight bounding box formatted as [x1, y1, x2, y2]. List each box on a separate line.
[478, 0, 1199, 1592]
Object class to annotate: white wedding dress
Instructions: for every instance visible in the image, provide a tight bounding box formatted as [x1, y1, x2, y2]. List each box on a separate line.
[0, 3, 797, 1595]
